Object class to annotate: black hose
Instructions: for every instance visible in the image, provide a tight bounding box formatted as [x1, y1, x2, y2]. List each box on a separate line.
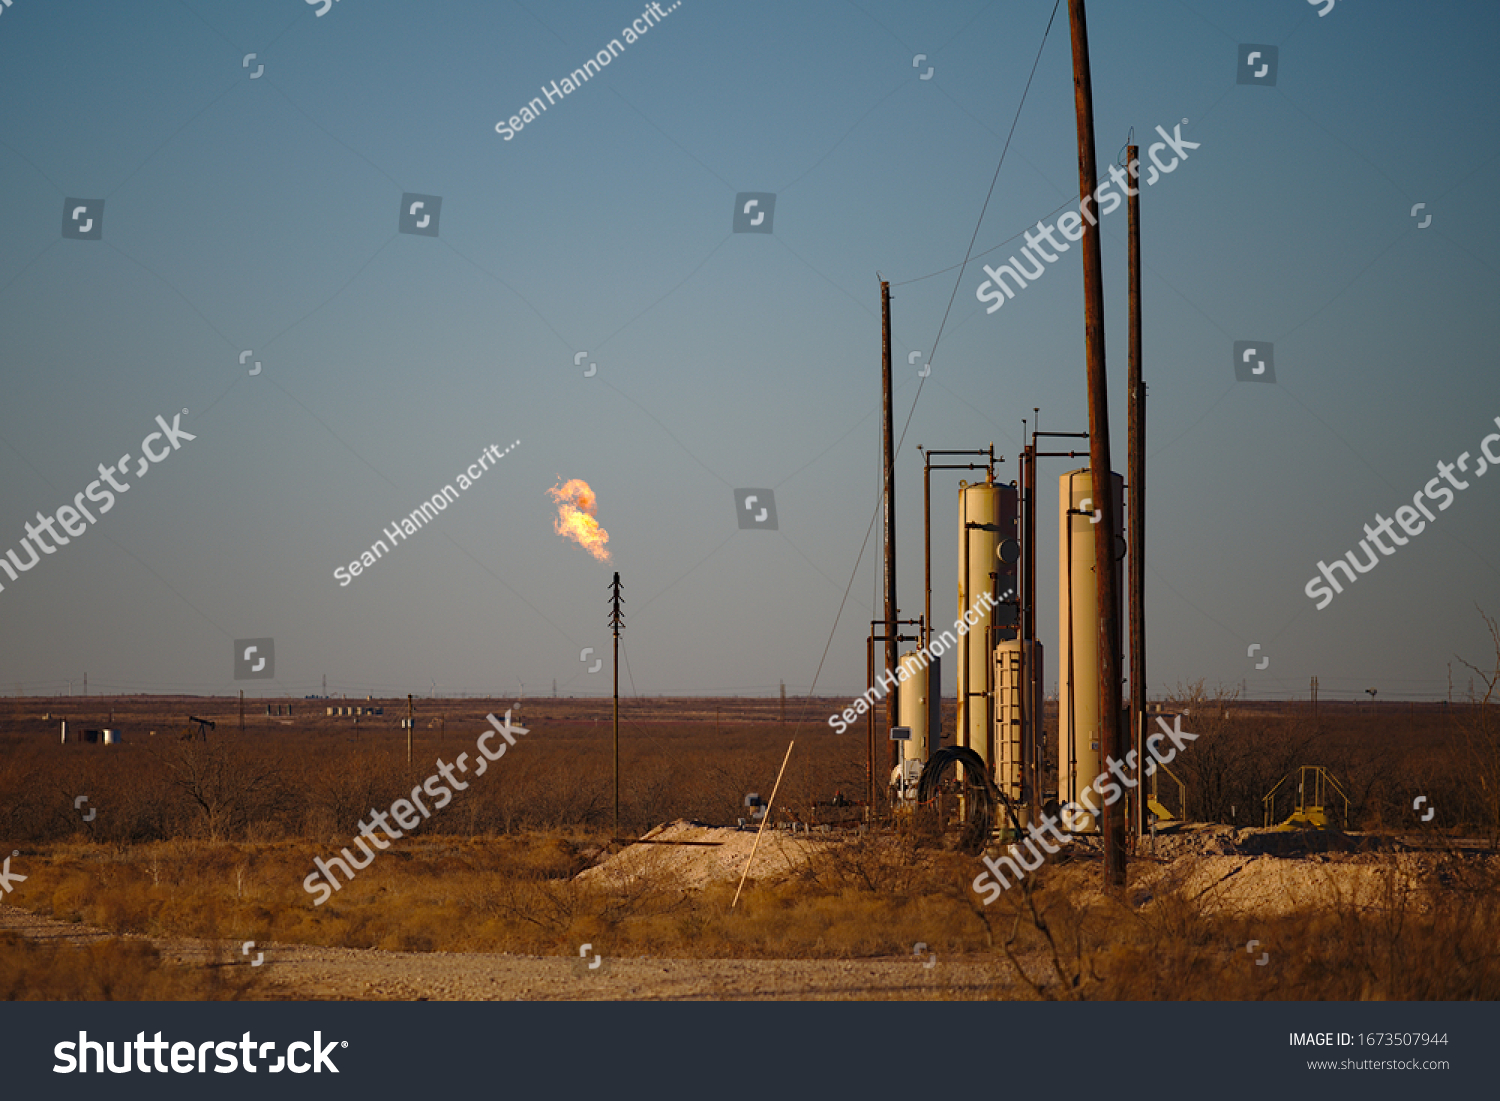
[916, 747, 1022, 853]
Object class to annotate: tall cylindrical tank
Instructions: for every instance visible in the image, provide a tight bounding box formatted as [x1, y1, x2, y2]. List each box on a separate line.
[102, 729, 120, 745]
[956, 478, 1018, 772]
[60, 720, 67, 745]
[897, 651, 931, 767]
[1058, 468, 1124, 831]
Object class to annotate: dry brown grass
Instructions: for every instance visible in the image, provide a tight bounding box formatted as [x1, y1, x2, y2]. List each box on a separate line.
[0, 697, 867, 846]
[7, 829, 1498, 1000]
[964, 846, 1500, 1000]
[9, 833, 984, 961]
[0, 930, 261, 1001]
[3, 692, 1499, 999]
[3, 693, 1492, 847]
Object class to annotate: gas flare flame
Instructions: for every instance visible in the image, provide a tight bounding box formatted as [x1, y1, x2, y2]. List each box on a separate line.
[547, 477, 611, 562]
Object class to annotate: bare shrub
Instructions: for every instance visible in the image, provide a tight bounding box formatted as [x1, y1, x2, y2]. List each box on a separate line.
[1455, 609, 1500, 845]
[152, 741, 284, 841]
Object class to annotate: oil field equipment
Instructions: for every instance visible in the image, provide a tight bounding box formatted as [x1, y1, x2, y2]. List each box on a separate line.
[1058, 467, 1124, 832]
[1263, 766, 1349, 831]
[180, 715, 216, 742]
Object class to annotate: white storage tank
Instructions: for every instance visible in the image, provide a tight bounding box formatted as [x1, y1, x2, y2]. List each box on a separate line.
[1058, 468, 1124, 832]
[956, 477, 1017, 773]
[896, 650, 932, 769]
[102, 729, 121, 745]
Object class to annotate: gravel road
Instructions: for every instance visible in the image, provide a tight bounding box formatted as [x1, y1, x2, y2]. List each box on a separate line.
[2, 903, 1021, 1001]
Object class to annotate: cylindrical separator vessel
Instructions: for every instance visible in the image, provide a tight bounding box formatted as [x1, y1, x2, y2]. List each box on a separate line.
[1058, 467, 1124, 832]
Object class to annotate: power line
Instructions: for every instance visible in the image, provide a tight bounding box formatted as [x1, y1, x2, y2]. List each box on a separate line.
[788, 0, 1066, 728]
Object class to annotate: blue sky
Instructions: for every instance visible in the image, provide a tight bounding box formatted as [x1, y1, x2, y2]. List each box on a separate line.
[1, 0, 1497, 703]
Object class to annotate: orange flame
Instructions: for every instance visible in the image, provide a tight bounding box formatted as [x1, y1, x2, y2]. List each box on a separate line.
[547, 477, 611, 562]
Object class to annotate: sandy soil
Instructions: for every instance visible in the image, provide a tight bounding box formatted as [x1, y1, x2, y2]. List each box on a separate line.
[1066, 824, 1483, 916]
[574, 819, 829, 892]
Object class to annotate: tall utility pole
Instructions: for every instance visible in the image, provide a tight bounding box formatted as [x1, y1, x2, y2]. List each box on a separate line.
[609, 572, 625, 836]
[1022, 426, 1038, 825]
[1068, 0, 1125, 889]
[1126, 142, 1146, 841]
[407, 694, 413, 766]
[239, 689, 244, 733]
[880, 281, 898, 777]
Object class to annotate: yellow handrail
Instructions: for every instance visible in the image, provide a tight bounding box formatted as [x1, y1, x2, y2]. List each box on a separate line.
[1149, 759, 1187, 821]
[1263, 765, 1349, 829]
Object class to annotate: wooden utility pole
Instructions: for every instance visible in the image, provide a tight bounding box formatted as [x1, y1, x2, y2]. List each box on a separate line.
[238, 689, 244, 733]
[881, 281, 898, 782]
[609, 572, 625, 836]
[1023, 426, 1039, 826]
[1067, 0, 1126, 888]
[1126, 143, 1146, 841]
[407, 694, 413, 766]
